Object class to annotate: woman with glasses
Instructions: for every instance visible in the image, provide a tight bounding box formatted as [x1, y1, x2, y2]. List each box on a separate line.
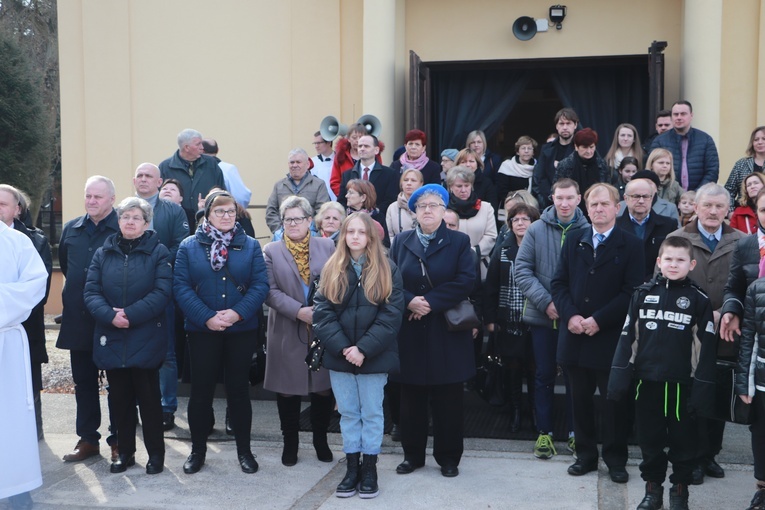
[389, 184, 477, 478]
[84, 197, 172, 475]
[263, 196, 336, 467]
[173, 191, 269, 475]
[484, 202, 541, 432]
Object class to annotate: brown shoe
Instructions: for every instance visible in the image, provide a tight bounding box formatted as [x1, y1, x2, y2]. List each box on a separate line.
[110, 443, 119, 462]
[63, 440, 100, 462]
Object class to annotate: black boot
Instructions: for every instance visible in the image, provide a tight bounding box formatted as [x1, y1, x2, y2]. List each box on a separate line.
[276, 395, 302, 466]
[637, 481, 664, 510]
[669, 483, 689, 510]
[34, 392, 44, 440]
[310, 393, 334, 462]
[225, 406, 234, 435]
[358, 454, 379, 499]
[336, 453, 360, 498]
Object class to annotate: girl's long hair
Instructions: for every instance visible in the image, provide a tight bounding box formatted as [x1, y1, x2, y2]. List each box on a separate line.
[319, 212, 392, 305]
[605, 123, 644, 169]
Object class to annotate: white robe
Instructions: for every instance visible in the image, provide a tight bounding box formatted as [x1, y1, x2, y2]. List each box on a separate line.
[0, 221, 48, 499]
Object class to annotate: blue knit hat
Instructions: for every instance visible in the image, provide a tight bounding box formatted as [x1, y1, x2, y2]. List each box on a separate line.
[440, 148, 459, 161]
[408, 184, 449, 212]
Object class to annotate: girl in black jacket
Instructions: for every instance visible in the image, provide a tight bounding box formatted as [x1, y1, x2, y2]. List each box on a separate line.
[313, 212, 404, 499]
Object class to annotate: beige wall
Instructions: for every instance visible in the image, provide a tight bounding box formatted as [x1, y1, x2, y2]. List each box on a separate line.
[58, 0, 762, 228]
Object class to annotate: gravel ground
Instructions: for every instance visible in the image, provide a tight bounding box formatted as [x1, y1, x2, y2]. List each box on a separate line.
[41, 315, 75, 394]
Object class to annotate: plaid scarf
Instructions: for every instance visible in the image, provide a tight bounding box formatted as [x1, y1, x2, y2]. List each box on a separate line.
[284, 231, 311, 285]
[203, 219, 236, 272]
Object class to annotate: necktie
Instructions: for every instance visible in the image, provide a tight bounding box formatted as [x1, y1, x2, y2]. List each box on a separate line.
[703, 233, 718, 253]
[363, 167, 370, 180]
[680, 136, 689, 190]
[595, 232, 606, 248]
[188, 161, 195, 178]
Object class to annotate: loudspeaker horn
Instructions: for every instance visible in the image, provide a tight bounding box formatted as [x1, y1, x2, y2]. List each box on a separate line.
[357, 114, 382, 137]
[512, 16, 537, 41]
[319, 115, 348, 141]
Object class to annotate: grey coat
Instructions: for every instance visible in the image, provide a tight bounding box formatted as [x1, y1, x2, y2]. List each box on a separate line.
[265, 174, 331, 233]
[515, 205, 590, 328]
[263, 237, 335, 395]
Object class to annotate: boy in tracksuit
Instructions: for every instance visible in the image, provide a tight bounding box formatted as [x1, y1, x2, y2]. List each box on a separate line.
[608, 236, 717, 510]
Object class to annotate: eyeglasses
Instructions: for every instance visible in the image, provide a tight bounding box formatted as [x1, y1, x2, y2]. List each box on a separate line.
[119, 214, 145, 223]
[212, 208, 237, 218]
[283, 216, 308, 225]
[626, 194, 653, 201]
[510, 216, 532, 224]
[416, 203, 444, 211]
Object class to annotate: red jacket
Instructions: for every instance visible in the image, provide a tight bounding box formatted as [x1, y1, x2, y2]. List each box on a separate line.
[730, 205, 758, 235]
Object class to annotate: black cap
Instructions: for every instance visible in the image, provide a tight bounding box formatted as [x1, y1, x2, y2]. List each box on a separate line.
[631, 170, 661, 189]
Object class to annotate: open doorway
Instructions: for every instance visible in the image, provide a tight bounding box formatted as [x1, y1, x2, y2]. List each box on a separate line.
[411, 52, 662, 160]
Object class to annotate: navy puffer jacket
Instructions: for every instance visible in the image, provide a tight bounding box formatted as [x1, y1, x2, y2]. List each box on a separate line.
[84, 231, 172, 369]
[173, 222, 269, 333]
[649, 127, 719, 190]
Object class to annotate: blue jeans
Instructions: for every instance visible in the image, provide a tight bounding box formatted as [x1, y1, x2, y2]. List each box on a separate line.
[159, 304, 178, 413]
[329, 371, 387, 455]
[530, 326, 573, 435]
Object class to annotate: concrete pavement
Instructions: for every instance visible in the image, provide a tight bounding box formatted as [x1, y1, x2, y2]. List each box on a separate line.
[1, 393, 757, 510]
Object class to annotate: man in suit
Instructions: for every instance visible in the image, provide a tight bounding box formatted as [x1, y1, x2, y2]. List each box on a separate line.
[551, 183, 644, 484]
[339, 135, 399, 243]
[616, 178, 677, 281]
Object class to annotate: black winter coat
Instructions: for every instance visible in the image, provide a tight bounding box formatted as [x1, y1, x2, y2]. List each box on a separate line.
[554, 152, 613, 215]
[313, 261, 404, 374]
[56, 210, 120, 351]
[389, 223, 476, 385]
[390, 159, 442, 185]
[158, 151, 226, 217]
[721, 233, 761, 320]
[552, 226, 644, 370]
[532, 138, 575, 209]
[615, 212, 677, 282]
[608, 275, 717, 418]
[84, 231, 173, 370]
[736, 277, 765, 397]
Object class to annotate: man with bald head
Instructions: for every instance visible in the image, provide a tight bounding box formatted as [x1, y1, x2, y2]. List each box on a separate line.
[615, 178, 677, 281]
[133, 163, 189, 430]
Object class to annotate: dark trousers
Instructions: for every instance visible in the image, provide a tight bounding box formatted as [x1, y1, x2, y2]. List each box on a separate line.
[531, 326, 573, 434]
[187, 330, 255, 453]
[106, 368, 164, 458]
[695, 415, 725, 465]
[636, 380, 695, 484]
[70, 349, 115, 445]
[400, 382, 463, 467]
[752, 392, 765, 482]
[567, 366, 629, 468]
[384, 380, 401, 426]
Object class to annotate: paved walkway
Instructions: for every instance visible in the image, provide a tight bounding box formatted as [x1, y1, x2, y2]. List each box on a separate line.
[2, 393, 757, 510]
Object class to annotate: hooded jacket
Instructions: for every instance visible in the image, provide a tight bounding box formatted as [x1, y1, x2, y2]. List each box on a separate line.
[515, 205, 590, 328]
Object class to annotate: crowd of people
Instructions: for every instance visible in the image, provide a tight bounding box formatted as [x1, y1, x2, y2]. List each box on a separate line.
[3, 111, 765, 510]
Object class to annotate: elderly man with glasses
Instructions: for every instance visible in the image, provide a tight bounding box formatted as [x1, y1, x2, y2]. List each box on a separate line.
[615, 178, 677, 282]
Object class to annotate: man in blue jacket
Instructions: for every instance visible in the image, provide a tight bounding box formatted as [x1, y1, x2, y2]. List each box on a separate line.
[649, 101, 719, 191]
[133, 163, 190, 431]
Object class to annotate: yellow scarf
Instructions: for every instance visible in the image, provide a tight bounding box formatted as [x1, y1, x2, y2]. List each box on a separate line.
[284, 232, 311, 285]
